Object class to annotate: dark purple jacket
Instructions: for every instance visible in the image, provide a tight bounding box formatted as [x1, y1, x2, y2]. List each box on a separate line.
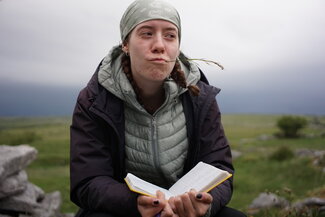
[70, 64, 234, 217]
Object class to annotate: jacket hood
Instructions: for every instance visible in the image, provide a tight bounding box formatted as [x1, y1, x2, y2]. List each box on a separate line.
[98, 48, 201, 106]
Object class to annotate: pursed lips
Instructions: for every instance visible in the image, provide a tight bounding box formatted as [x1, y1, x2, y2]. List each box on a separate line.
[148, 58, 168, 63]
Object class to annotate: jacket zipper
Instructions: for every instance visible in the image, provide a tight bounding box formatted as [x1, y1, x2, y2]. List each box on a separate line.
[151, 117, 159, 170]
[151, 116, 169, 185]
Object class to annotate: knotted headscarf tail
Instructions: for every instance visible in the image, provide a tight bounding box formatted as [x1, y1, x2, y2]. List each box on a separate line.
[120, 0, 181, 42]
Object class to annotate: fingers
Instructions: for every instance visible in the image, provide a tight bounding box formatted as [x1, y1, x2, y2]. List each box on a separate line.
[137, 190, 168, 207]
[156, 190, 167, 201]
[169, 193, 196, 217]
[167, 190, 213, 217]
[189, 189, 213, 204]
[169, 190, 213, 217]
[156, 192, 178, 217]
[181, 193, 196, 216]
[188, 190, 213, 216]
[161, 202, 175, 217]
[137, 195, 161, 207]
[137, 191, 168, 217]
[168, 197, 177, 213]
[174, 196, 185, 215]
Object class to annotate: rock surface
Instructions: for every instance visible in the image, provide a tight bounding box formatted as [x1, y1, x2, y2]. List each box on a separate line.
[231, 150, 242, 159]
[0, 182, 45, 213]
[0, 145, 37, 183]
[0, 170, 28, 199]
[0, 145, 68, 217]
[249, 193, 325, 215]
[249, 192, 289, 210]
[292, 197, 325, 212]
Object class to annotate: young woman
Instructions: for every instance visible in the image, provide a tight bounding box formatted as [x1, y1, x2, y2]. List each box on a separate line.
[70, 0, 246, 217]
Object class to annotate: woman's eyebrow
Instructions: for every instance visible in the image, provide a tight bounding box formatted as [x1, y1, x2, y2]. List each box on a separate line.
[165, 26, 177, 30]
[164, 27, 178, 33]
[136, 25, 178, 32]
[136, 25, 154, 31]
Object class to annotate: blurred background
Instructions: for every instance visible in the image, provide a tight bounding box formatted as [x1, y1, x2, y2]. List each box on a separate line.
[1, 0, 324, 116]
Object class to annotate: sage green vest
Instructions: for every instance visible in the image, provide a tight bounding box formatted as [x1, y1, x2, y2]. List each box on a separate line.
[98, 52, 200, 188]
[124, 79, 188, 187]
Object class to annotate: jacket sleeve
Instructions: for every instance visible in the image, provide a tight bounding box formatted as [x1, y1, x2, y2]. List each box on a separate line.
[70, 88, 140, 217]
[198, 99, 234, 216]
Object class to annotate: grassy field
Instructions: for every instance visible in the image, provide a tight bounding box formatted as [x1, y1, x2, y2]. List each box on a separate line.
[0, 114, 324, 216]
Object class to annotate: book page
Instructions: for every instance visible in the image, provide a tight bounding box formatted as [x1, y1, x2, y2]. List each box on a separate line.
[168, 162, 231, 196]
[125, 173, 173, 198]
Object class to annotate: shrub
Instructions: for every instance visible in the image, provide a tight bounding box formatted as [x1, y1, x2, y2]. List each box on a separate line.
[276, 115, 307, 138]
[269, 146, 294, 161]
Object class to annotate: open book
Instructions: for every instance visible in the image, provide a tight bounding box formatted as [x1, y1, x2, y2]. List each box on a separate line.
[124, 162, 232, 199]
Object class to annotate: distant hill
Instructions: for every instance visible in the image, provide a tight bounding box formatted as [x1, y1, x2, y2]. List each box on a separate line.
[0, 80, 324, 116]
[0, 81, 80, 116]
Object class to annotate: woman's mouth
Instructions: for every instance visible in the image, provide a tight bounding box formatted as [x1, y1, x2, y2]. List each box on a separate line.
[149, 58, 168, 63]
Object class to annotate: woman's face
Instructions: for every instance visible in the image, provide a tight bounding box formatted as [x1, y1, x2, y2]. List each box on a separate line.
[123, 19, 180, 85]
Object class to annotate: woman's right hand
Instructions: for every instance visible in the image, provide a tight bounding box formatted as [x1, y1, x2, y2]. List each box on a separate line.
[137, 191, 176, 217]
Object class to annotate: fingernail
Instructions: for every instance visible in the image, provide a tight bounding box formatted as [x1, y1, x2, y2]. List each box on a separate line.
[196, 193, 202, 199]
[153, 200, 160, 205]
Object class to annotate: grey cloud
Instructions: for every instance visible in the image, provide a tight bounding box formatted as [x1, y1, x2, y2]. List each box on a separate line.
[1, 0, 324, 114]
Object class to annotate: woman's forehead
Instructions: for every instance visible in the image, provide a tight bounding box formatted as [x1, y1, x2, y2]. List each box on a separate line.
[120, 0, 181, 41]
[134, 19, 178, 31]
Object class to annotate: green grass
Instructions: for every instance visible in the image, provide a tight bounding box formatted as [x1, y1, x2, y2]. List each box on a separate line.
[221, 114, 325, 215]
[0, 116, 77, 212]
[0, 115, 324, 216]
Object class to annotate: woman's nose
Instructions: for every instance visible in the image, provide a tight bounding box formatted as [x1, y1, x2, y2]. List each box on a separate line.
[152, 35, 165, 53]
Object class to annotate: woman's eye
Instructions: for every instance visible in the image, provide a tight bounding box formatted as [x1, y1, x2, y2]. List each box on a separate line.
[141, 32, 152, 37]
[166, 34, 176, 39]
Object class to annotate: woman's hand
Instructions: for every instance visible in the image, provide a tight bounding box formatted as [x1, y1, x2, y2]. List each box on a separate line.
[160, 202, 178, 217]
[138, 190, 175, 217]
[168, 189, 213, 217]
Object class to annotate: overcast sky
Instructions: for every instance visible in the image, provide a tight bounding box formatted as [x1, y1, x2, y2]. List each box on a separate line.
[1, 0, 325, 115]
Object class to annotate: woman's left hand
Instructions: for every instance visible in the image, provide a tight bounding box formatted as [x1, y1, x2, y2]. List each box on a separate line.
[168, 189, 213, 217]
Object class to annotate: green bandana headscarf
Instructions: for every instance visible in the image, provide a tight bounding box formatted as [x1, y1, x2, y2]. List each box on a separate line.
[120, 0, 181, 42]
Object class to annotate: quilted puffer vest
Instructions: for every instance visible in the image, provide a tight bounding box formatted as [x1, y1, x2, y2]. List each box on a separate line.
[124, 82, 188, 188]
[98, 51, 200, 188]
